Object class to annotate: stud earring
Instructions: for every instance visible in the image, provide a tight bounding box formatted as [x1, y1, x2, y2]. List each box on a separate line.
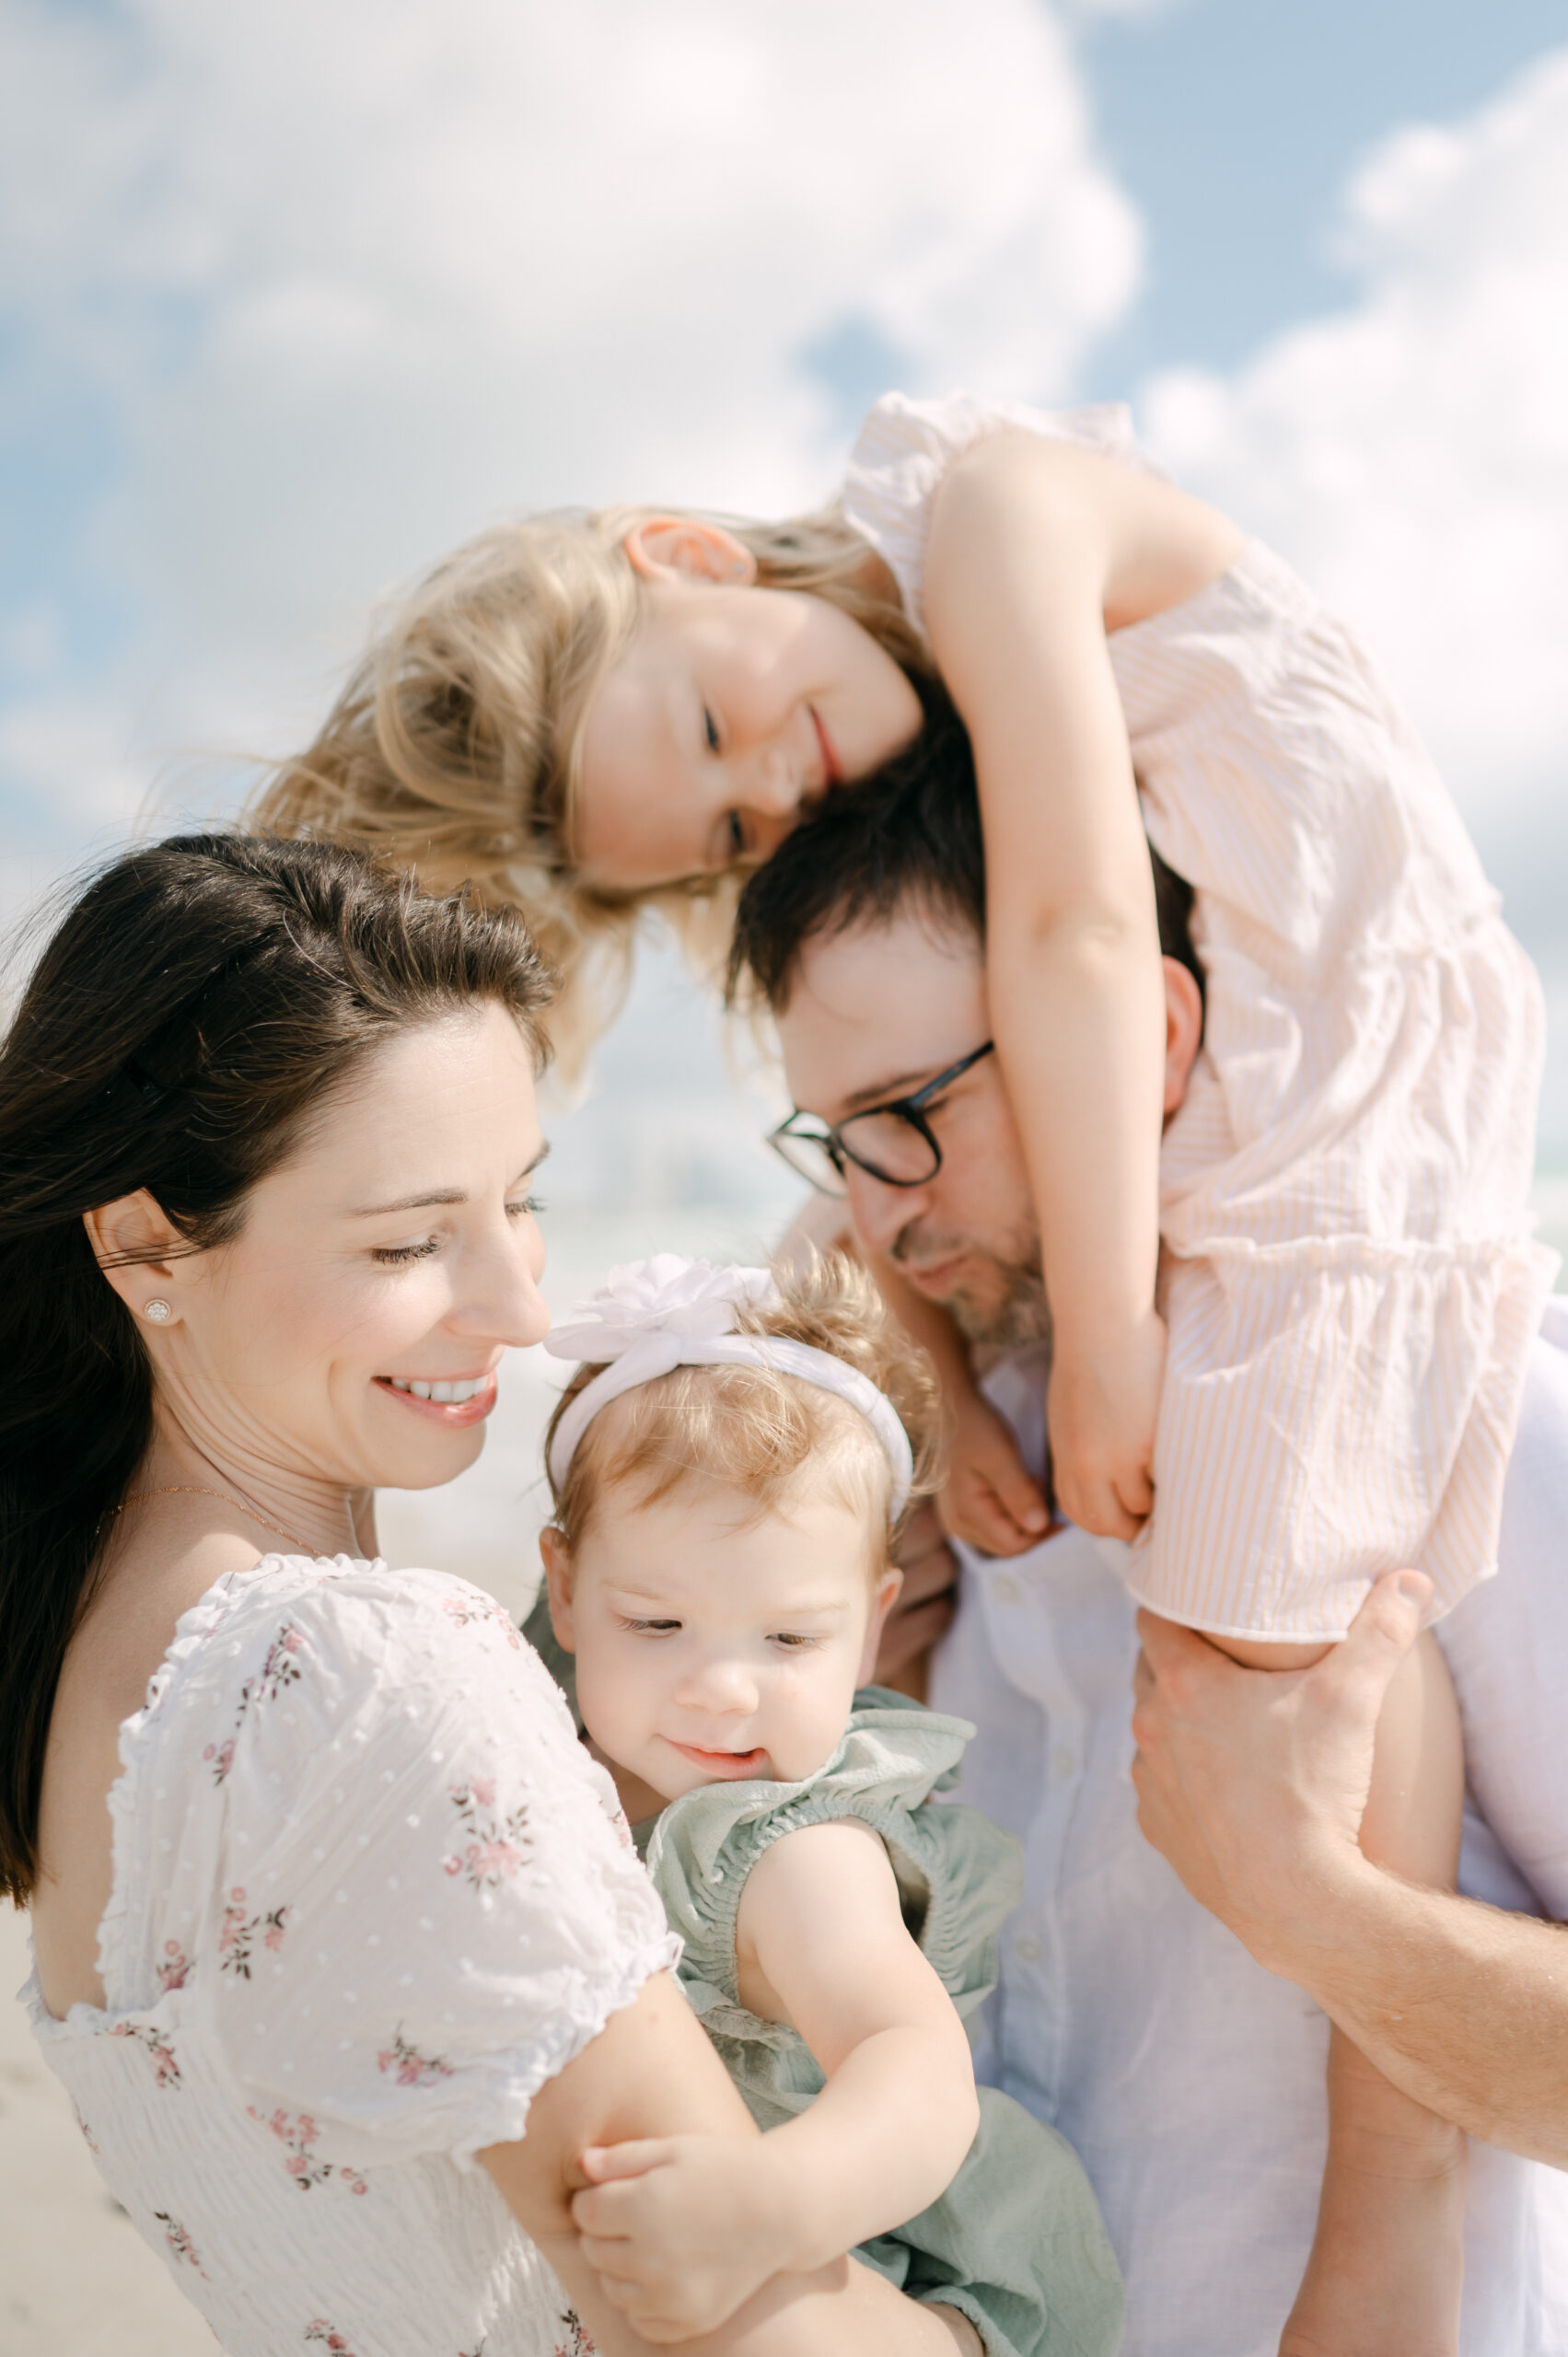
[143, 1298, 173, 1324]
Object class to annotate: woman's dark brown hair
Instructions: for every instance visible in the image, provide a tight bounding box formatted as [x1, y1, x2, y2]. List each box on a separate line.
[0, 832, 554, 1903]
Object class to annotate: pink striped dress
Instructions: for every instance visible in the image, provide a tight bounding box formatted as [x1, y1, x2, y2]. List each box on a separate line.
[843, 390, 1557, 1641]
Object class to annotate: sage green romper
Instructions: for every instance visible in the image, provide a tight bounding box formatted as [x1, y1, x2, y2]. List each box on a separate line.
[526, 1604, 1121, 2357]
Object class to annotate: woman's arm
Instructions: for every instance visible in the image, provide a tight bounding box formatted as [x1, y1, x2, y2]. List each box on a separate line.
[567, 1821, 980, 2339]
[1130, 1575, 1568, 2165]
[922, 435, 1242, 1540]
[483, 1970, 970, 2356]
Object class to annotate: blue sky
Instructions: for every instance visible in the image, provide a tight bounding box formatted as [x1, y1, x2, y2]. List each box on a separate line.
[2, 0, 1566, 1178]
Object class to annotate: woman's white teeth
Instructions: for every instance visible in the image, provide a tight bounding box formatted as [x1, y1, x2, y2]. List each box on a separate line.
[388, 1376, 488, 1403]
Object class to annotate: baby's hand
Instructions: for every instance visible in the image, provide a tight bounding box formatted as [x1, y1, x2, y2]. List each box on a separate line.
[572, 2135, 793, 2342]
[1050, 1309, 1166, 1539]
[939, 1386, 1052, 1557]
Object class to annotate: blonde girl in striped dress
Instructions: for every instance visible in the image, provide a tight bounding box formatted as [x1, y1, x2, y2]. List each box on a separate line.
[257, 391, 1554, 2353]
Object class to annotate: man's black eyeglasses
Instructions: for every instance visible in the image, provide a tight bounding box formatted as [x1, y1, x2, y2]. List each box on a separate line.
[768, 1042, 995, 1197]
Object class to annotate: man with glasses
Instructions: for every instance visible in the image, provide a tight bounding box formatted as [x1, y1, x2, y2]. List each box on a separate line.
[725, 737, 1568, 2355]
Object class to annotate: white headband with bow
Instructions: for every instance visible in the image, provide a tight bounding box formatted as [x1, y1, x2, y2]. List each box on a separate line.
[544, 1253, 913, 1515]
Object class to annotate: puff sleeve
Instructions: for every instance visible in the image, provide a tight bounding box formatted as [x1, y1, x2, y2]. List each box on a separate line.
[192, 1563, 680, 2171]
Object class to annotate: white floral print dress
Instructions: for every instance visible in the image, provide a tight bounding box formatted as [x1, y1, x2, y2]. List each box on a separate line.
[24, 1554, 679, 2357]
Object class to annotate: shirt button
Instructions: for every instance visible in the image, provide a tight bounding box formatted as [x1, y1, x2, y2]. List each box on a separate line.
[1013, 1934, 1042, 1964]
[1052, 1747, 1077, 1779]
[991, 1573, 1021, 1606]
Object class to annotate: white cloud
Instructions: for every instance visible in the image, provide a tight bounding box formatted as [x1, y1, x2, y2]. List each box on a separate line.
[1140, 49, 1568, 834]
[0, 0, 1140, 830]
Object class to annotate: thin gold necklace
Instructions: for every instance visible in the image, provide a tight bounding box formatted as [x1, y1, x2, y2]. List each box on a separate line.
[115, 1484, 318, 1558]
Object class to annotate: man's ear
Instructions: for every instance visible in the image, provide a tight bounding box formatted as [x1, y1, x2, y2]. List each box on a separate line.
[857, 1564, 905, 1686]
[620, 517, 757, 587]
[83, 1189, 191, 1327]
[1162, 959, 1204, 1120]
[539, 1526, 577, 1653]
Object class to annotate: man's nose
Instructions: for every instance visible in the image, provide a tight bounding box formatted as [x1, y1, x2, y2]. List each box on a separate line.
[845, 1165, 929, 1257]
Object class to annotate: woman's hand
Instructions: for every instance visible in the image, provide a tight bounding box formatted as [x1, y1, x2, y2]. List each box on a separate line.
[1048, 1308, 1164, 1539]
[938, 1387, 1051, 1556]
[574, 2135, 796, 2343]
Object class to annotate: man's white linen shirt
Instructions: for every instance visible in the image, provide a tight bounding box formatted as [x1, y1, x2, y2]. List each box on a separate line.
[932, 1306, 1568, 2357]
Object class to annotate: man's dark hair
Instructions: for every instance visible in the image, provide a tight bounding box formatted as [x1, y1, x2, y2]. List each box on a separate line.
[726, 691, 1204, 1016]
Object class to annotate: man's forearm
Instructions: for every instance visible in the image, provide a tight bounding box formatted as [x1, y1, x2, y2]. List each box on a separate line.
[1274, 1861, 1568, 2168]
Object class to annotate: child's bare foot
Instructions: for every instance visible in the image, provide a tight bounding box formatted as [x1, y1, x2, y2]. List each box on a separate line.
[1280, 2046, 1467, 2357]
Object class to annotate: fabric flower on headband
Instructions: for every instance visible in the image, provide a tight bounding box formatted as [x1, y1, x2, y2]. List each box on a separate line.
[543, 1254, 913, 1514]
[546, 1255, 779, 1364]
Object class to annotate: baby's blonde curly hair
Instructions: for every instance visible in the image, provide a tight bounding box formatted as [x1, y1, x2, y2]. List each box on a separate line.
[249, 503, 931, 1074]
[543, 1250, 945, 1569]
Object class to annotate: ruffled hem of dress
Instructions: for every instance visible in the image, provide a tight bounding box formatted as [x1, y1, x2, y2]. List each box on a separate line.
[95, 1551, 376, 2010]
[447, 1929, 682, 2172]
[1164, 1228, 1555, 1273]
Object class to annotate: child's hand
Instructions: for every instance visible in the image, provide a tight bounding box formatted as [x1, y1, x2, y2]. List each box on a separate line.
[1049, 1309, 1166, 1539]
[572, 2135, 794, 2343]
[938, 1386, 1052, 1556]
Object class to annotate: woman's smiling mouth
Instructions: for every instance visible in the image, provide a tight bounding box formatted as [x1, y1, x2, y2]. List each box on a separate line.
[374, 1371, 498, 1425]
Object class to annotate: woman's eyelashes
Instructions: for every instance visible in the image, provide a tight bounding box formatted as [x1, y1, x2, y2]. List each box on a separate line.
[703, 703, 721, 754]
[373, 1237, 440, 1266]
[371, 1196, 543, 1266]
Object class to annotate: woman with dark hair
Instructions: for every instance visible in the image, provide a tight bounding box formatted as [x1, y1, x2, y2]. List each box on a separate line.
[4, 832, 962, 2357]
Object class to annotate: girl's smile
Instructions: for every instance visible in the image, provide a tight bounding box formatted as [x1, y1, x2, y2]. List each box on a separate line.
[574, 519, 922, 891]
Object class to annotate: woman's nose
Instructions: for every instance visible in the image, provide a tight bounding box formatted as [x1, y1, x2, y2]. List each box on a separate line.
[447, 1223, 551, 1351]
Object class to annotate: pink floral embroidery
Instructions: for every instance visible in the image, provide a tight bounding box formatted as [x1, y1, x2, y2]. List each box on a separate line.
[204, 1619, 305, 1782]
[219, 1887, 290, 1978]
[155, 2211, 208, 2278]
[74, 2104, 99, 2154]
[442, 1594, 521, 1649]
[157, 1939, 191, 1993]
[111, 2021, 181, 2089]
[552, 2314, 597, 2356]
[248, 2107, 368, 2196]
[377, 2024, 454, 2087]
[442, 1780, 530, 1890]
[305, 2325, 361, 2355]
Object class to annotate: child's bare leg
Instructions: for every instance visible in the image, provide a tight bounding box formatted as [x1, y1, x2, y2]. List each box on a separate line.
[1215, 1627, 1466, 2357]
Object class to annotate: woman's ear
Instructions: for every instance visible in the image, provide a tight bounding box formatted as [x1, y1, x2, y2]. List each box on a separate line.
[83, 1190, 190, 1328]
[1162, 959, 1204, 1120]
[621, 517, 757, 587]
[857, 1564, 905, 1686]
[539, 1526, 577, 1653]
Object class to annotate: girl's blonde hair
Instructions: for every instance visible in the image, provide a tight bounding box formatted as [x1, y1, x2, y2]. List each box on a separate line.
[249, 503, 931, 1074]
[543, 1250, 945, 1566]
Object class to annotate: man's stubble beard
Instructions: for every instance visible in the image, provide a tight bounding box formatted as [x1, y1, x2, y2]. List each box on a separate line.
[890, 1221, 1054, 1353]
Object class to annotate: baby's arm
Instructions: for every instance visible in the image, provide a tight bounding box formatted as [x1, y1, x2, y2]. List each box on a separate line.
[571, 1817, 979, 2341]
[922, 436, 1241, 1538]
